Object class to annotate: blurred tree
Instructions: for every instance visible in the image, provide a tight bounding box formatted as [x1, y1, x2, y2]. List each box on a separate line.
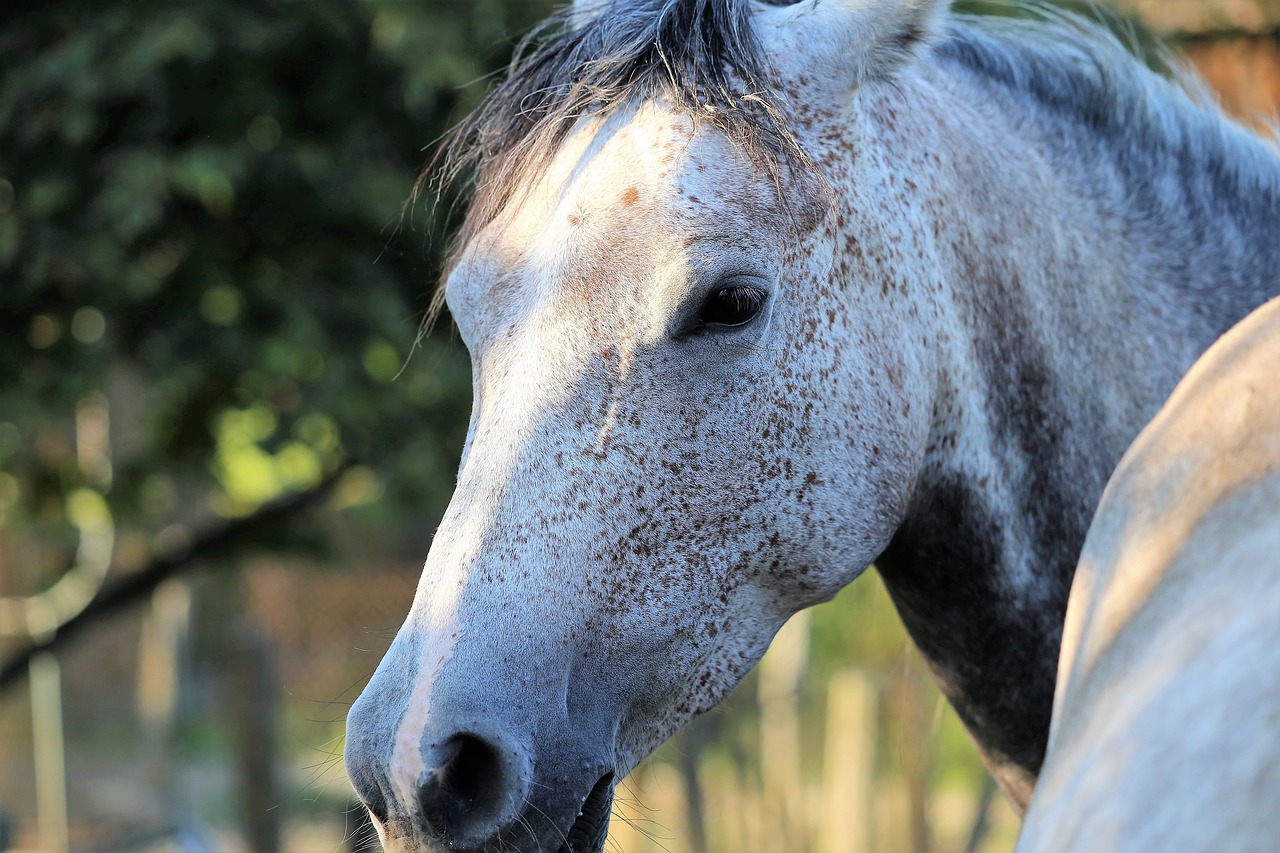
[0, 0, 554, 669]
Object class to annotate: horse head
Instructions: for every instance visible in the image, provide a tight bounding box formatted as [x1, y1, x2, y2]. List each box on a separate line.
[345, 0, 947, 849]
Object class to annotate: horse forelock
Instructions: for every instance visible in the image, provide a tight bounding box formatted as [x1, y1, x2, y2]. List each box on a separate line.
[428, 0, 804, 232]
[414, 0, 829, 325]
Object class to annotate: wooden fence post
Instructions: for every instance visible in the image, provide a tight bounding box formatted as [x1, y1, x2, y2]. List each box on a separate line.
[226, 613, 282, 852]
[758, 610, 812, 850]
[820, 669, 876, 853]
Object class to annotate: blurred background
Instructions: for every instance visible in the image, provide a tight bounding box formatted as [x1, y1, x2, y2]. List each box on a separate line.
[1, 1, 1276, 850]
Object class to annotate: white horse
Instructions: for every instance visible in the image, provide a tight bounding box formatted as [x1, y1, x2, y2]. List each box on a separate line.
[1018, 295, 1280, 851]
[344, 1, 1280, 849]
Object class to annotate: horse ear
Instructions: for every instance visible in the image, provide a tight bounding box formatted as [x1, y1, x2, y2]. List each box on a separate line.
[758, 0, 951, 89]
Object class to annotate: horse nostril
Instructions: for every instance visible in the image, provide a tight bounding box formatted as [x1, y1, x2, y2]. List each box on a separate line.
[418, 732, 511, 842]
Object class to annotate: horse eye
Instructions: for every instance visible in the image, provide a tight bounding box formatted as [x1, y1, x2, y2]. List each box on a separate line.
[699, 283, 767, 328]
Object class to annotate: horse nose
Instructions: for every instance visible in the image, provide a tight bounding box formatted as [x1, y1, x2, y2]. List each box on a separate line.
[418, 730, 529, 846]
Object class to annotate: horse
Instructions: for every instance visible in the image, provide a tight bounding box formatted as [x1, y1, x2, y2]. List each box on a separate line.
[1017, 295, 1280, 851]
[343, 0, 1280, 849]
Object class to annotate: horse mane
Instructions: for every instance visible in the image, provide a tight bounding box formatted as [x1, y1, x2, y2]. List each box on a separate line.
[940, 10, 1280, 199]
[940, 7, 1280, 320]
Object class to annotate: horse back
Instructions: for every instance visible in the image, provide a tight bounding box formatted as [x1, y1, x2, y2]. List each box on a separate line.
[1018, 296, 1280, 851]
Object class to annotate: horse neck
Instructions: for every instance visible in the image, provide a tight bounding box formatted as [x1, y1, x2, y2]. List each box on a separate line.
[864, 55, 1280, 807]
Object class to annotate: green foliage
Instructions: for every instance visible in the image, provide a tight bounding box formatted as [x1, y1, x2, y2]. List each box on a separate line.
[0, 0, 553, 591]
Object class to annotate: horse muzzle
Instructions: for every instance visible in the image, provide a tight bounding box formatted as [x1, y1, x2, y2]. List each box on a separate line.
[344, 643, 621, 852]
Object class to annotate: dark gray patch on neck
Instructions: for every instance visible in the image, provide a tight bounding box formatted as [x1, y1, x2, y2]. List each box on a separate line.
[878, 476, 1068, 776]
[878, 273, 1111, 778]
[877, 382, 1097, 776]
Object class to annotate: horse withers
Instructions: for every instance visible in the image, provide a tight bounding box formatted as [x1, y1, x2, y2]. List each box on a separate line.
[344, 0, 1280, 849]
[1018, 296, 1280, 851]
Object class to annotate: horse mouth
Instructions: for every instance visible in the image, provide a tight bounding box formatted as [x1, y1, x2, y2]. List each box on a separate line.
[559, 772, 615, 853]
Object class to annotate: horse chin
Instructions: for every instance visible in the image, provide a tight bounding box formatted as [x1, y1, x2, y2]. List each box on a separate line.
[444, 771, 615, 853]
[427, 770, 614, 853]
[363, 766, 615, 853]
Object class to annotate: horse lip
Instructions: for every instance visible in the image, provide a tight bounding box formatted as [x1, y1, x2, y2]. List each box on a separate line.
[559, 772, 615, 853]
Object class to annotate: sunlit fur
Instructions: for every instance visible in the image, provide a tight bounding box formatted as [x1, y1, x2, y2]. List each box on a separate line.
[347, 1, 1280, 850]
[1019, 296, 1280, 851]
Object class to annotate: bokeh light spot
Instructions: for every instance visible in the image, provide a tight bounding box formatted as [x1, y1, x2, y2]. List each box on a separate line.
[247, 115, 282, 152]
[276, 443, 322, 487]
[201, 284, 243, 325]
[0, 473, 19, 509]
[294, 413, 339, 453]
[66, 487, 110, 529]
[331, 466, 383, 510]
[198, 173, 234, 216]
[28, 314, 61, 349]
[363, 339, 401, 383]
[71, 307, 106, 344]
[372, 11, 407, 50]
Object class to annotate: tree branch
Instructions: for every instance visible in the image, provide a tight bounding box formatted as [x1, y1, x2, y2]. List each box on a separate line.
[0, 468, 350, 693]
